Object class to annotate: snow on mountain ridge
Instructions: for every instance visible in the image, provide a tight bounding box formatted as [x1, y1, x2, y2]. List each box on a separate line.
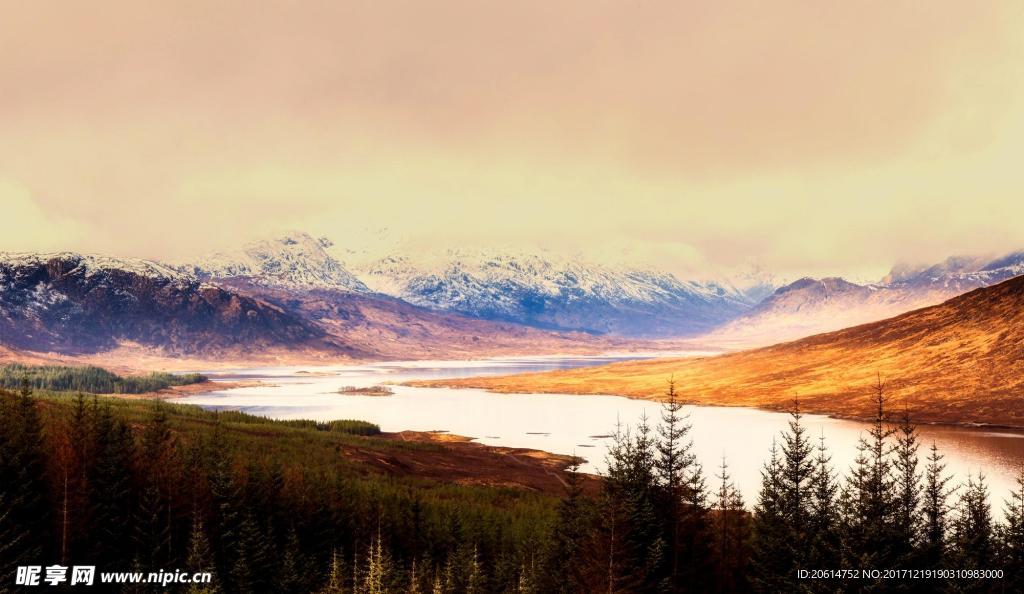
[356, 248, 751, 306]
[180, 232, 369, 292]
[0, 252, 192, 282]
[707, 249, 1024, 347]
[351, 247, 756, 336]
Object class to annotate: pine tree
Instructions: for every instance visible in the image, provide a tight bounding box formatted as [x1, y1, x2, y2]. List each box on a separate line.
[408, 558, 422, 594]
[230, 512, 270, 594]
[750, 439, 790, 592]
[999, 468, 1024, 592]
[953, 473, 994, 570]
[839, 377, 897, 572]
[88, 404, 135, 569]
[712, 456, 748, 593]
[205, 418, 240, 588]
[602, 416, 661, 591]
[318, 548, 348, 594]
[806, 431, 840, 571]
[515, 562, 536, 594]
[134, 401, 176, 567]
[544, 459, 592, 593]
[61, 393, 94, 561]
[891, 407, 922, 567]
[919, 442, 953, 569]
[464, 545, 483, 594]
[185, 516, 220, 594]
[0, 382, 50, 578]
[363, 527, 395, 594]
[278, 527, 307, 593]
[751, 399, 815, 590]
[655, 380, 710, 591]
[779, 398, 814, 549]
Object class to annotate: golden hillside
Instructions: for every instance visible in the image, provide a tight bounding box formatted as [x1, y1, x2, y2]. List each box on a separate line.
[414, 275, 1024, 426]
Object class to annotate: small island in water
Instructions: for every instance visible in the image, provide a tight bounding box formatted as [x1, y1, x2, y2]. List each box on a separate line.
[337, 384, 395, 397]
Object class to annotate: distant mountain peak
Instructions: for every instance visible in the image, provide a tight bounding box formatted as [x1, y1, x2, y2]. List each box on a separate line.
[708, 248, 1024, 347]
[352, 247, 758, 337]
[0, 252, 322, 354]
[180, 231, 368, 292]
[1, 251, 192, 283]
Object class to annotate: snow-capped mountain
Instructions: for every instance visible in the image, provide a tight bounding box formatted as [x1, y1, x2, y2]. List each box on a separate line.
[353, 249, 758, 337]
[178, 232, 368, 292]
[0, 252, 324, 354]
[0, 249, 615, 360]
[707, 251, 1024, 346]
[883, 252, 1024, 292]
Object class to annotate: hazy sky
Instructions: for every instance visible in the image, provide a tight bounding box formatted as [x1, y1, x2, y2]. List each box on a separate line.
[2, 1, 1023, 280]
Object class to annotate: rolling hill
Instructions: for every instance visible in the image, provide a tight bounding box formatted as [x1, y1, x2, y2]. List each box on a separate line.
[412, 274, 1024, 426]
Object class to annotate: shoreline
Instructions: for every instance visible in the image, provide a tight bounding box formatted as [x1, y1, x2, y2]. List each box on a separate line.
[0, 341, 721, 375]
[405, 378, 1024, 436]
[109, 379, 265, 400]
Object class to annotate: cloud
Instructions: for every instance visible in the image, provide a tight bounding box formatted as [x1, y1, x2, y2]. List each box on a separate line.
[0, 180, 86, 253]
[0, 1, 1021, 278]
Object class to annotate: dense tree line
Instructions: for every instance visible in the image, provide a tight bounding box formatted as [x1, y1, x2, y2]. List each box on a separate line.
[3, 378, 1024, 592]
[0, 364, 206, 394]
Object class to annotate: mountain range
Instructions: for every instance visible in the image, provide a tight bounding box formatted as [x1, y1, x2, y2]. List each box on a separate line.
[352, 250, 761, 336]
[0, 253, 327, 355]
[710, 252, 1024, 346]
[2, 231, 1022, 362]
[0, 247, 616, 361]
[175, 232, 777, 337]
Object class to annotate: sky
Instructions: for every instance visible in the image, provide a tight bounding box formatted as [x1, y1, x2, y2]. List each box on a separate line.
[2, 1, 1023, 281]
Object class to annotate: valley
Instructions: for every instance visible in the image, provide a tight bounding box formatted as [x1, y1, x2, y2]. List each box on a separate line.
[412, 275, 1024, 428]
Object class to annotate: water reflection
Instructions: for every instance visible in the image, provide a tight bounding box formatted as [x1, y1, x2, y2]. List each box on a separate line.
[179, 356, 1024, 509]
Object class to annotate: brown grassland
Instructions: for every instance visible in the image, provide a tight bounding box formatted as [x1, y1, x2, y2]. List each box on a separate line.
[412, 275, 1024, 427]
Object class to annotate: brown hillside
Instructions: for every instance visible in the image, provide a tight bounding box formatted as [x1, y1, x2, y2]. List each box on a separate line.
[413, 275, 1024, 426]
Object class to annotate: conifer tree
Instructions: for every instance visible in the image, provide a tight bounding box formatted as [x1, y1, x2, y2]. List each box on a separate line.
[779, 398, 814, 542]
[88, 404, 135, 569]
[751, 400, 816, 592]
[655, 380, 710, 591]
[998, 469, 1024, 592]
[920, 442, 953, 569]
[953, 473, 994, 570]
[185, 517, 220, 594]
[750, 439, 790, 592]
[61, 393, 93, 561]
[464, 545, 483, 594]
[0, 382, 50, 577]
[318, 548, 348, 594]
[278, 527, 307, 593]
[712, 456, 748, 593]
[807, 431, 840, 570]
[363, 527, 395, 594]
[602, 417, 659, 591]
[544, 458, 595, 593]
[408, 558, 422, 594]
[891, 407, 922, 567]
[839, 377, 897, 572]
[134, 402, 176, 567]
[230, 512, 270, 594]
[515, 562, 536, 594]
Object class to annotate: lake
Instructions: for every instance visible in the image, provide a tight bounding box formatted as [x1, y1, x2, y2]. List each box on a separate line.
[179, 355, 1024, 509]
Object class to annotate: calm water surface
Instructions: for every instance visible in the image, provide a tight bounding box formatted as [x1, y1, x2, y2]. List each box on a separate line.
[179, 355, 1024, 507]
